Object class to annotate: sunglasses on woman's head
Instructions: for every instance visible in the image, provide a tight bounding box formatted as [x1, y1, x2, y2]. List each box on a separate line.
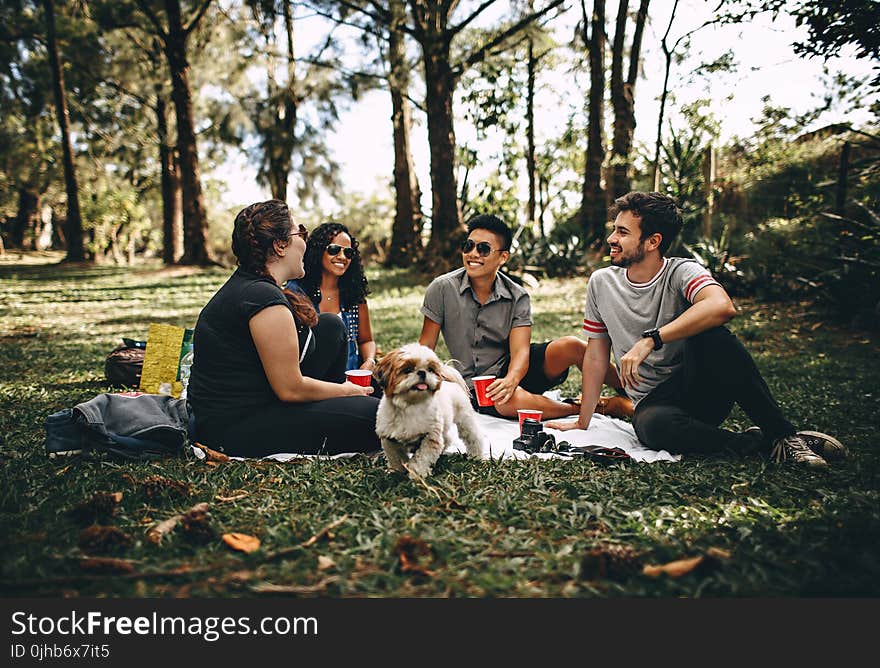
[461, 239, 503, 256]
[326, 243, 354, 259]
[290, 224, 308, 242]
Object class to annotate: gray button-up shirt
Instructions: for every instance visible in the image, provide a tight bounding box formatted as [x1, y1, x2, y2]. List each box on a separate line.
[421, 268, 532, 385]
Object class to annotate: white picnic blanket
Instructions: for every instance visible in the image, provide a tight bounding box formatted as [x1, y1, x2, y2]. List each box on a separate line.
[193, 402, 679, 464]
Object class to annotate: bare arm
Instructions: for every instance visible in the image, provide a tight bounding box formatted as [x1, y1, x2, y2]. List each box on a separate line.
[250, 305, 372, 402]
[487, 325, 530, 405]
[619, 284, 736, 389]
[356, 301, 377, 370]
[547, 337, 611, 431]
[418, 316, 441, 349]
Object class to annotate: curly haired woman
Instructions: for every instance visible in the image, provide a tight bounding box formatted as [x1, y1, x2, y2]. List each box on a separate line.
[187, 200, 379, 457]
[287, 222, 378, 374]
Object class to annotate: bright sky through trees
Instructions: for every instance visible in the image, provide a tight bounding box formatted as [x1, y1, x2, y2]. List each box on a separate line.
[213, 1, 876, 215]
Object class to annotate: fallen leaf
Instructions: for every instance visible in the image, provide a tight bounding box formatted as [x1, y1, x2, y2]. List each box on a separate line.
[706, 547, 732, 560]
[69, 491, 123, 525]
[215, 490, 249, 503]
[194, 442, 229, 463]
[79, 557, 136, 574]
[141, 475, 191, 501]
[223, 532, 261, 553]
[147, 502, 209, 545]
[251, 577, 339, 595]
[394, 535, 436, 577]
[317, 555, 336, 571]
[810, 321, 824, 331]
[642, 555, 705, 578]
[731, 482, 750, 494]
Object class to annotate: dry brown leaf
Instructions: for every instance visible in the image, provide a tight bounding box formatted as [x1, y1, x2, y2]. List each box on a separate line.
[706, 547, 732, 560]
[215, 490, 249, 503]
[146, 502, 209, 545]
[222, 532, 261, 553]
[141, 475, 191, 501]
[194, 442, 229, 463]
[394, 535, 436, 577]
[810, 321, 824, 331]
[79, 557, 136, 574]
[251, 577, 339, 595]
[317, 555, 336, 571]
[642, 555, 705, 578]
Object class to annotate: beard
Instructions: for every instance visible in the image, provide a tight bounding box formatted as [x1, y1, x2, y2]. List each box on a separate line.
[610, 240, 646, 268]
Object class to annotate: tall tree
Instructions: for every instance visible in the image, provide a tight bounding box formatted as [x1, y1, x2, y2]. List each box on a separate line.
[580, 0, 607, 246]
[407, 0, 565, 266]
[608, 0, 649, 199]
[43, 0, 85, 262]
[386, 0, 424, 265]
[134, 0, 215, 265]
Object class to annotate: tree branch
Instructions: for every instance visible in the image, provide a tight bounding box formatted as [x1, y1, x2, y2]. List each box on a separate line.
[134, 0, 167, 43]
[184, 0, 214, 35]
[454, 0, 565, 76]
[448, 0, 498, 40]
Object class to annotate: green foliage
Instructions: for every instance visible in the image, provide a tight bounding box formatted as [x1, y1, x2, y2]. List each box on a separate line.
[1, 258, 878, 597]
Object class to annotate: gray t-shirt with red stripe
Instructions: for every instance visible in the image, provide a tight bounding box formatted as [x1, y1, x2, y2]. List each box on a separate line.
[582, 257, 721, 405]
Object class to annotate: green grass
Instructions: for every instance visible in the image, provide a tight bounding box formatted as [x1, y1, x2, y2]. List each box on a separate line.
[1, 252, 878, 597]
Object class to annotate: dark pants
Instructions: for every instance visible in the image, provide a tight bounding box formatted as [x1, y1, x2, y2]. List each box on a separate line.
[204, 314, 380, 457]
[632, 327, 795, 454]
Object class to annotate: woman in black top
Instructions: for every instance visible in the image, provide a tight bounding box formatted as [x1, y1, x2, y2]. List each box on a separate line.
[188, 200, 379, 457]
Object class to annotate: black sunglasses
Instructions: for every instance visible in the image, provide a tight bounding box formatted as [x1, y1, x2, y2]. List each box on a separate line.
[326, 243, 354, 259]
[461, 239, 504, 256]
[290, 224, 308, 242]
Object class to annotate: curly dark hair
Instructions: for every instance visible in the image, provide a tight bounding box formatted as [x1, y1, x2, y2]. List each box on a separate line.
[230, 199, 317, 328]
[611, 192, 683, 255]
[299, 222, 370, 306]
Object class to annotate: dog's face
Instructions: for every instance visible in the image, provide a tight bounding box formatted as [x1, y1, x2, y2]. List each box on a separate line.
[374, 344, 445, 403]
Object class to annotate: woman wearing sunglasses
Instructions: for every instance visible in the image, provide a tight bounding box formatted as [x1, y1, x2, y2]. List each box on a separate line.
[187, 201, 378, 458]
[288, 222, 378, 375]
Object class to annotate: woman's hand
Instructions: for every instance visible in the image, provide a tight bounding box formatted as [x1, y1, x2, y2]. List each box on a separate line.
[343, 381, 374, 396]
[545, 419, 585, 432]
[359, 357, 376, 371]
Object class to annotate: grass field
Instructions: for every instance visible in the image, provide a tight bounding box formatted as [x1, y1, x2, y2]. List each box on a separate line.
[1, 251, 878, 597]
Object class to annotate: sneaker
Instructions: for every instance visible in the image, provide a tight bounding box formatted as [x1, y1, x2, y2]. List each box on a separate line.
[770, 434, 828, 469]
[796, 431, 847, 461]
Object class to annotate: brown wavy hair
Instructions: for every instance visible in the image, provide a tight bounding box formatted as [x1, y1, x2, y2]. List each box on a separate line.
[231, 200, 317, 328]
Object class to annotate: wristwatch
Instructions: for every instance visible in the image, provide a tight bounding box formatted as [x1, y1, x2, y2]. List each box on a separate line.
[642, 328, 663, 351]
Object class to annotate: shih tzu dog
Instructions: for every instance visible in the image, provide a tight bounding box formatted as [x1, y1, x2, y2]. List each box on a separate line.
[374, 343, 487, 480]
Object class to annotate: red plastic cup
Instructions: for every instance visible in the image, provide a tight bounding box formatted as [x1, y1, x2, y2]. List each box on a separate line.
[472, 375, 495, 407]
[517, 409, 543, 432]
[345, 369, 373, 387]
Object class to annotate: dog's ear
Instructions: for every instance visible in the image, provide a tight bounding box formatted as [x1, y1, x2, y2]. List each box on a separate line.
[439, 362, 471, 397]
[374, 352, 397, 392]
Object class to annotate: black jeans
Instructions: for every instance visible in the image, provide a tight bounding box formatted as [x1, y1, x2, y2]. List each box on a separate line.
[632, 327, 795, 454]
[206, 313, 380, 457]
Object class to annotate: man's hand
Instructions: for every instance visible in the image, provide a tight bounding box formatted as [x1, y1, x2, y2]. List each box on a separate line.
[545, 419, 585, 432]
[486, 375, 518, 405]
[619, 337, 654, 390]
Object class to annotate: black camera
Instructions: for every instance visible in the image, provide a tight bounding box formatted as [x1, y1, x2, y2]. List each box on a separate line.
[513, 418, 557, 453]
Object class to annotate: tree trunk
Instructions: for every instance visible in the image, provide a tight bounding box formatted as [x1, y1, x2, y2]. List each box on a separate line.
[526, 37, 537, 231]
[266, 0, 297, 201]
[386, 0, 423, 267]
[422, 43, 463, 268]
[610, 0, 649, 198]
[581, 0, 607, 246]
[43, 0, 85, 262]
[10, 188, 39, 249]
[164, 0, 213, 265]
[156, 89, 183, 264]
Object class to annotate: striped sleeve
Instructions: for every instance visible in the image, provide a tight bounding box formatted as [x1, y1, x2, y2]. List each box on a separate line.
[678, 262, 722, 303]
[583, 279, 609, 339]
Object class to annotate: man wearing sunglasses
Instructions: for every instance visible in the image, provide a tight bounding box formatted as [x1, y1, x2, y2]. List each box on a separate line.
[419, 213, 629, 420]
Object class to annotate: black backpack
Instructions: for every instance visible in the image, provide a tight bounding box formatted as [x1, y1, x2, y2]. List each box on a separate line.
[104, 340, 146, 388]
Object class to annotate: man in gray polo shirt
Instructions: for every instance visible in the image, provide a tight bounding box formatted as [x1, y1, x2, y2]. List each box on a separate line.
[547, 191, 845, 468]
[419, 214, 631, 420]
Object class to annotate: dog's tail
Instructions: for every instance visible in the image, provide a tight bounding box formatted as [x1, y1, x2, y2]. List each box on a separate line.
[440, 361, 471, 397]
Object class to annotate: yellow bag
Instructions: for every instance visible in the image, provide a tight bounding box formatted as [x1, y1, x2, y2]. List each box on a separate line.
[139, 323, 193, 398]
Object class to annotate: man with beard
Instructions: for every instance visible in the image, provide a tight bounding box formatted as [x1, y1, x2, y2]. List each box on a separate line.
[546, 191, 845, 467]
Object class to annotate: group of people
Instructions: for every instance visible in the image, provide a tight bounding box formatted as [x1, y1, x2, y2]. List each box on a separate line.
[187, 193, 844, 468]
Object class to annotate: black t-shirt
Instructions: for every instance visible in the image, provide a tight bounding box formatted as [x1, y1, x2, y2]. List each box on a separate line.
[188, 269, 308, 438]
